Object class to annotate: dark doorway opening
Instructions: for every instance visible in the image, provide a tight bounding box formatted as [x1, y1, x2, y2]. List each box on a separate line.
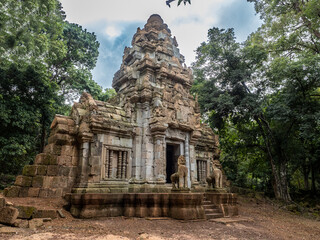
[166, 144, 180, 183]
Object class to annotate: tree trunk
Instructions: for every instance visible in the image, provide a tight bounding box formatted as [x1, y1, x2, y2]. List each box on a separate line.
[311, 165, 316, 194]
[302, 163, 310, 190]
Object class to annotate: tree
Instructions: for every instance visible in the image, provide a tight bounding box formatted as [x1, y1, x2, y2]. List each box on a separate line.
[192, 27, 299, 201]
[166, 0, 191, 7]
[0, 0, 108, 176]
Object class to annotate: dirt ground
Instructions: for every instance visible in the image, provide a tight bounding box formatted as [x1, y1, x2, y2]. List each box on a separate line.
[1, 195, 320, 240]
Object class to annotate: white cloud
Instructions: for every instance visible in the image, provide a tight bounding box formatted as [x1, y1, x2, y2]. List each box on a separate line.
[59, 0, 261, 87]
[105, 25, 121, 38]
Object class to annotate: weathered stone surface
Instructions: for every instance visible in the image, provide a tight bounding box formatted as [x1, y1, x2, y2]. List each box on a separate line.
[28, 218, 43, 229]
[48, 133, 75, 146]
[36, 165, 47, 175]
[15, 175, 32, 187]
[28, 187, 40, 197]
[47, 165, 60, 176]
[0, 198, 5, 209]
[18, 187, 29, 197]
[57, 156, 72, 166]
[69, 193, 204, 220]
[33, 209, 57, 219]
[0, 206, 19, 225]
[15, 205, 37, 219]
[43, 144, 62, 155]
[0, 226, 21, 233]
[35, 153, 57, 165]
[32, 176, 44, 188]
[13, 219, 29, 228]
[22, 165, 37, 177]
[4, 186, 20, 197]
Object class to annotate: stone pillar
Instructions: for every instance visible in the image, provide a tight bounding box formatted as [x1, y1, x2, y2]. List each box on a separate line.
[153, 134, 166, 182]
[141, 102, 154, 181]
[133, 103, 142, 180]
[185, 133, 191, 188]
[77, 142, 90, 187]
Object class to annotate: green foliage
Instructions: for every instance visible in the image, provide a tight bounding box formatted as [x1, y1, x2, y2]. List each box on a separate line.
[0, 0, 107, 177]
[192, 1, 320, 201]
[0, 64, 58, 174]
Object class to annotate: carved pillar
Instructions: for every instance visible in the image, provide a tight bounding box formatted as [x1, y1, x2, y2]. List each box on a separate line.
[121, 151, 127, 179]
[117, 150, 122, 178]
[77, 142, 90, 187]
[185, 133, 191, 188]
[153, 134, 166, 182]
[109, 150, 113, 178]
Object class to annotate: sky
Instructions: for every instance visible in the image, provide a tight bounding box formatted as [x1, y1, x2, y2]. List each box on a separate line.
[59, 0, 262, 89]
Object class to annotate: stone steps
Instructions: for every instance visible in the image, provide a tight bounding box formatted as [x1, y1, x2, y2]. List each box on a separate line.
[203, 198, 223, 220]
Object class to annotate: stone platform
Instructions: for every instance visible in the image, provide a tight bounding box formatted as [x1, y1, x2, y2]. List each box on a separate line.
[68, 193, 205, 220]
[67, 192, 238, 220]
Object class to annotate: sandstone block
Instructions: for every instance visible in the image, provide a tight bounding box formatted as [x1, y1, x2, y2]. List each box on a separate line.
[0, 207, 19, 225]
[44, 144, 62, 155]
[33, 209, 57, 219]
[15, 175, 32, 187]
[18, 187, 29, 197]
[22, 165, 37, 177]
[4, 186, 21, 197]
[53, 124, 69, 134]
[67, 118, 75, 127]
[32, 176, 44, 188]
[69, 167, 78, 177]
[59, 166, 71, 176]
[28, 218, 43, 229]
[38, 188, 63, 198]
[36, 165, 47, 175]
[47, 165, 60, 176]
[35, 153, 57, 165]
[13, 219, 29, 228]
[15, 205, 37, 219]
[57, 156, 72, 166]
[48, 133, 74, 146]
[28, 188, 40, 197]
[72, 156, 79, 166]
[50, 116, 68, 129]
[61, 145, 74, 157]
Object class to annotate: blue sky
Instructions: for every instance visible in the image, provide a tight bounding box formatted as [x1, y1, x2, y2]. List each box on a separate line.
[60, 0, 261, 89]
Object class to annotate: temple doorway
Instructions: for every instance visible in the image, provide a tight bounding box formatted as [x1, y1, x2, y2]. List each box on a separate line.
[166, 143, 180, 183]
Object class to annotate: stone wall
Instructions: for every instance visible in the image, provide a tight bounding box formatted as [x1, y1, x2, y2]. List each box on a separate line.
[4, 115, 78, 198]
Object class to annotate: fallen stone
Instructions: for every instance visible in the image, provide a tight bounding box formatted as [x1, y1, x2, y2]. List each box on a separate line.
[15, 205, 37, 219]
[0, 226, 20, 233]
[6, 201, 13, 206]
[33, 209, 57, 219]
[13, 219, 29, 228]
[57, 209, 66, 218]
[28, 218, 43, 229]
[0, 206, 19, 225]
[42, 218, 52, 222]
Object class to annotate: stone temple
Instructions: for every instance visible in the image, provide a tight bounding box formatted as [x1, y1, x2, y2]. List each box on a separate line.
[5, 14, 237, 220]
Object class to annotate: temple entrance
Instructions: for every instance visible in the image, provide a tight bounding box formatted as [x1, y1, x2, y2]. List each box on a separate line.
[166, 144, 180, 183]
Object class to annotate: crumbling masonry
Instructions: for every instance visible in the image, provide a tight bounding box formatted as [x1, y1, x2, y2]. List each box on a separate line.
[5, 14, 237, 220]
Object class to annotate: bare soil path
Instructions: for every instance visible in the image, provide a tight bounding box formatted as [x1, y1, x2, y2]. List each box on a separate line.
[1, 195, 320, 240]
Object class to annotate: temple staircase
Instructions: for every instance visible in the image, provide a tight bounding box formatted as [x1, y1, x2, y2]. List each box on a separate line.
[203, 197, 223, 220]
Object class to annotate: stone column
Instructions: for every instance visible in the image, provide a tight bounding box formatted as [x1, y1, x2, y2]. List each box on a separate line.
[185, 133, 191, 188]
[133, 103, 142, 180]
[77, 142, 90, 187]
[153, 134, 166, 182]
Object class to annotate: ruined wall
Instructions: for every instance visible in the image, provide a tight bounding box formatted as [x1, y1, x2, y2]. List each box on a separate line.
[5, 116, 78, 198]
